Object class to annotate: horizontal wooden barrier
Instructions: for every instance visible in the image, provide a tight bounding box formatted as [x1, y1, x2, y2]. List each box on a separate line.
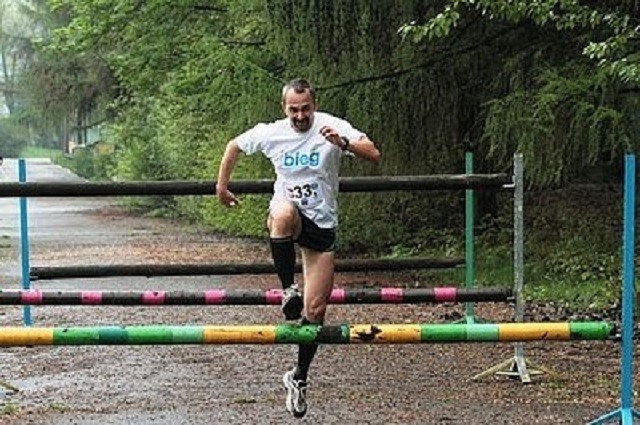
[0, 322, 611, 345]
[0, 287, 513, 305]
[30, 258, 464, 280]
[0, 174, 512, 198]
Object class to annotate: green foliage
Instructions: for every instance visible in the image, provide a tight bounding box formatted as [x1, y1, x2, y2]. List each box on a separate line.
[483, 66, 630, 186]
[57, 146, 115, 180]
[543, 245, 619, 286]
[401, 0, 640, 188]
[0, 118, 29, 157]
[18, 1, 638, 317]
[527, 278, 617, 309]
[21, 47, 113, 126]
[40, 0, 282, 236]
[402, 0, 636, 60]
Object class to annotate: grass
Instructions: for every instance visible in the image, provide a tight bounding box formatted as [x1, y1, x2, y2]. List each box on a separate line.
[19, 146, 64, 159]
[20, 145, 80, 174]
[48, 402, 70, 412]
[404, 238, 618, 310]
[0, 402, 20, 415]
[404, 184, 624, 310]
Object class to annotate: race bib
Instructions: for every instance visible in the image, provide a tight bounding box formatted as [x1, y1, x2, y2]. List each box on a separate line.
[285, 180, 323, 209]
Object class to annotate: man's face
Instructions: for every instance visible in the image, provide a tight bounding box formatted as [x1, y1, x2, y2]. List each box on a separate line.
[282, 89, 316, 133]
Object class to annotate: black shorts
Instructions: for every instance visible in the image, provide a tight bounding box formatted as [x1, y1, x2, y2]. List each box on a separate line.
[295, 210, 336, 252]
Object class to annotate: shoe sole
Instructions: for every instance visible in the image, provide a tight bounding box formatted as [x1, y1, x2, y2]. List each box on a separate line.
[282, 295, 303, 320]
[283, 372, 295, 414]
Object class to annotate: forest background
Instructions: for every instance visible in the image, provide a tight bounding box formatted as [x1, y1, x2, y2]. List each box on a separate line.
[2, 0, 640, 308]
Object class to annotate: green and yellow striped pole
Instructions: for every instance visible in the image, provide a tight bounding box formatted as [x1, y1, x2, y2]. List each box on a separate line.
[0, 322, 611, 346]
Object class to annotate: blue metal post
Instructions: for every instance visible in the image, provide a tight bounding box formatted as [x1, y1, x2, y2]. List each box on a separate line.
[464, 151, 475, 324]
[620, 154, 637, 415]
[18, 159, 32, 326]
[590, 154, 640, 424]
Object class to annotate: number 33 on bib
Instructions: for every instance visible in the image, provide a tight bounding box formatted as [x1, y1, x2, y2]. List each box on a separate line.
[285, 181, 323, 209]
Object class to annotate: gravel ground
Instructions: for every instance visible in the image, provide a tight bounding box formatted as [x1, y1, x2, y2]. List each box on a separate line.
[0, 159, 636, 424]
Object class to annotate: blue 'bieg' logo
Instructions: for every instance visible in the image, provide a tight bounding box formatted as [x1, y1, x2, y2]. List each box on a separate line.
[282, 151, 320, 168]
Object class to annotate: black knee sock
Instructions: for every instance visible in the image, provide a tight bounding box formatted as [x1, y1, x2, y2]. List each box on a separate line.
[270, 237, 295, 290]
[294, 317, 320, 381]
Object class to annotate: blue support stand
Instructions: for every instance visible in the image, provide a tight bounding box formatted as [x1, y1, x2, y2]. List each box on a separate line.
[18, 159, 32, 326]
[589, 154, 640, 424]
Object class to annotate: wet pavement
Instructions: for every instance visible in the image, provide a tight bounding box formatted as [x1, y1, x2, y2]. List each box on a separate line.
[0, 158, 634, 424]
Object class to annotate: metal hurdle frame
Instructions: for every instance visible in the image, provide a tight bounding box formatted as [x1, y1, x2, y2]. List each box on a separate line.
[4, 153, 634, 411]
[5, 154, 532, 378]
[471, 153, 551, 383]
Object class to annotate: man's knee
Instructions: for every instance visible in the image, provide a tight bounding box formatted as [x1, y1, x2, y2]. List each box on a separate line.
[268, 202, 299, 236]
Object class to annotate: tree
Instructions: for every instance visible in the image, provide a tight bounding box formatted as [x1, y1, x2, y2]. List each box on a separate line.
[12, 0, 116, 150]
[400, 0, 640, 186]
[0, 0, 39, 115]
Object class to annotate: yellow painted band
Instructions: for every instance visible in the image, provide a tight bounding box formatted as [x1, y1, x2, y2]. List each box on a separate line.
[203, 325, 276, 344]
[350, 324, 422, 343]
[0, 328, 54, 345]
[499, 323, 571, 341]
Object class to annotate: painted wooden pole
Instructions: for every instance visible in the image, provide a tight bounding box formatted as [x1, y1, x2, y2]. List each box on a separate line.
[0, 174, 513, 198]
[0, 322, 611, 346]
[30, 258, 464, 280]
[0, 287, 513, 306]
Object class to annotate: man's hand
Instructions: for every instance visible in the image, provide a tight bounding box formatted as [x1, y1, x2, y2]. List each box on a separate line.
[320, 125, 347, 149]
[217, 186, 240, 207]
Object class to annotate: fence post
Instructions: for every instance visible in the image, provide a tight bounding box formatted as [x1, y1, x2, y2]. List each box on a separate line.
[589, 154, 640, 424]
[18, 159, 32, 326]
[464, 151, 475, 323]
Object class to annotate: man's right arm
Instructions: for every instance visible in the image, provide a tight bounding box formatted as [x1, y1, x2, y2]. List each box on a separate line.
[216, 139, 242, 207]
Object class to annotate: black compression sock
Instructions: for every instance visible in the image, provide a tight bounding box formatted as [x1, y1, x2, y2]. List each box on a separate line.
[294, 317, 320, 381]
[270, 236, 295, 290]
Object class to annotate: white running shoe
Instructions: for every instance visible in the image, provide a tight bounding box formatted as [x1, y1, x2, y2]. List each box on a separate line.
[283, 369, 307, 418]
[281, 285, 303, 320]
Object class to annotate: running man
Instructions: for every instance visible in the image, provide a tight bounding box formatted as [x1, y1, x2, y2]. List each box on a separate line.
[216, 78, 380, 418]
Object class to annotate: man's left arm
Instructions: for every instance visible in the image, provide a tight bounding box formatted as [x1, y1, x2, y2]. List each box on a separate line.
[341, 135, 381, 165]
[320, 125, 381, 165]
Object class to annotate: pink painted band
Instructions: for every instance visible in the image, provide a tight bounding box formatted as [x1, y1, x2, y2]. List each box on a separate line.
[381, 288, 403, 303]
[329, 288, 346, 304]
[142, 291, 166, 305]
[434, 287, 457, 302]
[204, 289, 226, 304]
[265, 289, 282, 304]
[21, 290, 42, 305]
[81, 291, 103, 304]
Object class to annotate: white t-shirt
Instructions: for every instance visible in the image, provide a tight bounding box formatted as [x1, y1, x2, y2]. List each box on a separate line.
[236, 111, 365, 228]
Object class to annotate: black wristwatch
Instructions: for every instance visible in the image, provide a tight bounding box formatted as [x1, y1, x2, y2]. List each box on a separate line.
[340, 136, 350, 151]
